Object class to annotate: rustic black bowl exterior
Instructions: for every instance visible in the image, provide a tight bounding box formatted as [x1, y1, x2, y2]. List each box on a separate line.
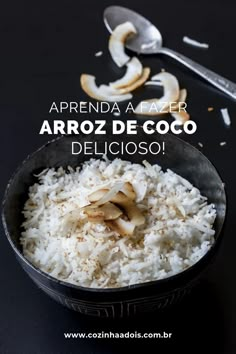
[2, 130, 226, 318]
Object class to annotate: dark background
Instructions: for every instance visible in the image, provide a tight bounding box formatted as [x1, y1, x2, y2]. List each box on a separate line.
[0, 0, 235, 353]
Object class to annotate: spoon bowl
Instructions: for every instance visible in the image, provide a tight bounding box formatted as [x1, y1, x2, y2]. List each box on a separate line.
[104, 6, 162, 54]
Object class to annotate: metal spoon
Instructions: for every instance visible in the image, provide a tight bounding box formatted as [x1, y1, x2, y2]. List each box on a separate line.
[104, 6, 236, 100]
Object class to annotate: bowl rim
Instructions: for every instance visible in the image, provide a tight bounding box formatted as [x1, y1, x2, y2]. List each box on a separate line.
[1, 131, 227, 293]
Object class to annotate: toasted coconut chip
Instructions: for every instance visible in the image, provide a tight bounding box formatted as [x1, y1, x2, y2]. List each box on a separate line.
[122, 201, 145, 226]
[84, 208, 105, 223]
[118, 67, 150, 94]
[101, 67, 150, 95]
[179, 88, 187, 102]
[121, 182, 136, 200]
[88, 184, 144, 230]
[135, 72, 180, 115]
[170, 89, 188, 111]
[109, 22, 137, 68]
[109, 57, 143, 89]
[89, 183, 134, 204]
[171, 111, 190, 124]
[84, 202, 123, 222]
[110, 191, 130, 204]
[99, 202, 123, 220]
[110, 192, 145, 226]
[89, 182, 124, 206]
[106, 218, 135, 236]
[88, 189, 108, 203]
[150, 72, 180, 108]
[98, 84, 120, 95]
[80, 74, 132, 102]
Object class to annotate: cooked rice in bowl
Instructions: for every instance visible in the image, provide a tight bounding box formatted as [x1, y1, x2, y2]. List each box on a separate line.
[20, 157, 216, 288]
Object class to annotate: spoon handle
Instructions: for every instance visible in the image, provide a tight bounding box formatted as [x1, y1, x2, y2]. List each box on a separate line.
[161, 47, 236, 100]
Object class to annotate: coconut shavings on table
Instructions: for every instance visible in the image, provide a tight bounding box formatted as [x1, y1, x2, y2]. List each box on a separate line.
[220, 108, 231, 126]
[95, 51, 103, 57]
[183, 36, 209, 49]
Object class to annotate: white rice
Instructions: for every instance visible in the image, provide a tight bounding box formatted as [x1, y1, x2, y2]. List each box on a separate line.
[20, 158, 216, 288]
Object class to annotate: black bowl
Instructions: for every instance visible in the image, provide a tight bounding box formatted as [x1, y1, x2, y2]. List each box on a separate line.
[2, 129, 226, 318]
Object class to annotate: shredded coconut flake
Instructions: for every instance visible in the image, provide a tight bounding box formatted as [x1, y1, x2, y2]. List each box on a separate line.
[183, 36, 209, 49]
[95, 51, 103, 57]
[220, 108, 231, 126]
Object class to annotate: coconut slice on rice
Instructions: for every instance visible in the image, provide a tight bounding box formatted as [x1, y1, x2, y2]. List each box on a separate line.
[106, 218, 136, 237]
[88, 185, 145, 229]
[80, 74, 132, 102]
[109, 21, 137, 67]
[121, 182, 136, 200]
[83, 202, 123, 222]
[89, 182, 135, 204]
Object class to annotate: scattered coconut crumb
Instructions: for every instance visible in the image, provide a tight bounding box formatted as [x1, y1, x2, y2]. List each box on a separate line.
[95, 51, 103, 57]
[220, 108, 231, 126]
[198, 142, 203, 148]
[113, 112, 121, 117]
[220, 141, 227, 146]
[161, 68, 166, 72]
[208, 107, 214, 112]
[183, 36, 209, 49]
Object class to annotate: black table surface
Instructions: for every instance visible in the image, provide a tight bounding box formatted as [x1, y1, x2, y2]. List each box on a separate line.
[0, 0, 235, 353]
